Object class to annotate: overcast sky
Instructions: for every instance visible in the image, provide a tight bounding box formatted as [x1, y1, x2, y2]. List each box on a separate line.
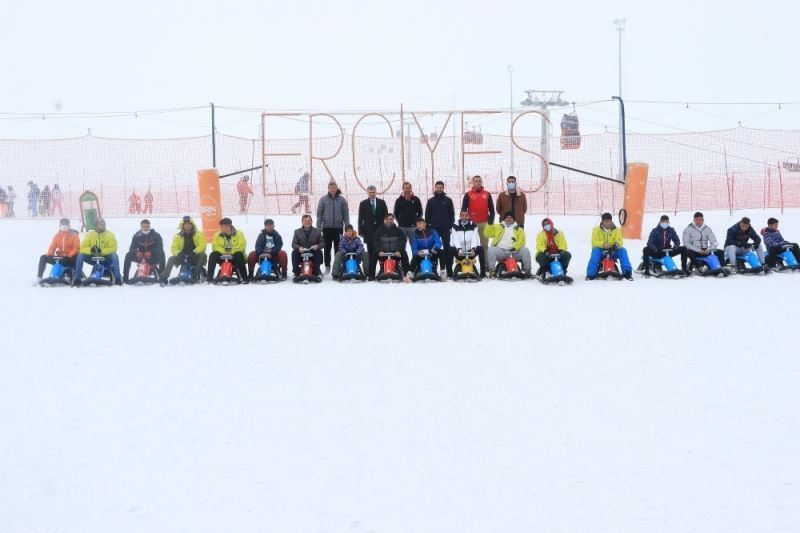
[2, 0, 798, 138]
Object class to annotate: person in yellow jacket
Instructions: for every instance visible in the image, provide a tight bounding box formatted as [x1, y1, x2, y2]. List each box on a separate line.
[162, 215, 208, 283]
[207, 217, 248, 283]
[586, 212, 633, 280]
[483, 211, 532, 277]
[535, 217, 571, 277]
[73, 218, 122, 285]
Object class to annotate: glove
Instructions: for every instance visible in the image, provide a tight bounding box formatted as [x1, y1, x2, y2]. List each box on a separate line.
[90, 245, 100, 254]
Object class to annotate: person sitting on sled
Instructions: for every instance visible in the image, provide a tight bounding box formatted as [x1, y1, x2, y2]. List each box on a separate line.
[586, 212, 633, 280]
[762, 217, 800, 268]
[370, 213, 410, 280]
[724, 216, 765, 272]
[641, 215, 686, 276]
[74, 218, 122, 285]
[682, 212, 725, 272]
[535, 217, 571, 278]
[247, 218, 288, 279]
[36, 218, 80, 281]
[207, 217, 248, 283]
[331, 224, 369, 279]
[483, 211, 532, 277]
[290, 214, 324, 277]
[408, 217, 443, 277]
[123, 219, 166, 283]
[162, 216, 207, 283]
[449, 209, 486, 278]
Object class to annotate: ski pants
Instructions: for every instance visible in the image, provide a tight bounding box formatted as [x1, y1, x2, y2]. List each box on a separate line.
[488, 246, 532, 270]
[75, 253, 121, 281]
[291, 248, 323, 275]
[331, 251, 369, 277]
[123, 251, 164, 279]
[536, 251, 572, 274]
[766, 243, 800, 266]
[163, 252, 207, 280]
[586, 247, 632, 277]
[641, 247, 686, 272]
[207, 251, 247, 281]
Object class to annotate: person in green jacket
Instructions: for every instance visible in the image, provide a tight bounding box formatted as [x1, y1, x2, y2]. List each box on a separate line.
[73, 218, 122, 285]
[483, 211, 532, 277]
[162, 215, 207, 283]
[586, 212, 633, 280]
[207, 217, 248, 283]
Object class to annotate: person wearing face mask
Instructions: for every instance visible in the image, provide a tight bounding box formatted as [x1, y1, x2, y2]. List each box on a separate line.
[424, 181, 455, 276]
[483, 211, 532, 277]
[641, 215, 685, 277]
[495, 176, 527, 227]
[73, 218, 122, 286]
[586, 212, 633, 280]
[123, 219, 166, 283]
[449, 209, 485, 278]
[37, 218, 80, 282]
[535, 218, 571, 278]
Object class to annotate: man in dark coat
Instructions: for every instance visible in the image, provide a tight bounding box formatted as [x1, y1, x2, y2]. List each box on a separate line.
[424, 180, 455, 275]
[370, 213, 410, 280]
[393, 182, 423, 250]
[358, 185, 388, 256]
[291, 214, 325, 277]
[724, 216, 765, 270]
[123, 219, 166, 282]
[641, 215, 686, 276]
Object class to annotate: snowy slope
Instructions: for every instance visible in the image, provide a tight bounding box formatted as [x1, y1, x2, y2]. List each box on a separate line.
[1, 211, 800, 533]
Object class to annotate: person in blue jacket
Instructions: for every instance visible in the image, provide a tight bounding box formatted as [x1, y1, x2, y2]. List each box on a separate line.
[641, 215, 686, 276]
[409, 217, 443, 277]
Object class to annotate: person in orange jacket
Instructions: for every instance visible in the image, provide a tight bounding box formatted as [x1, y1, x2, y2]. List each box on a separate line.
[237, 175, 254, 214]
[36, 218, 80, 280]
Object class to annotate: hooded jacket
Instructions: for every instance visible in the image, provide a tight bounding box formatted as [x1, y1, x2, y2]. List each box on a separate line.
[128, 229, 165, 259]
[646, 226, 681, 252]
[47, 229, 80, 258]
[80, 230, 118, 256]
[212, 228, 246, 255]
[255, 229, 284, 255]
[451, 220, 481, 250]
[725, 223, 761, 248]
[373, 223, 407, 253]
[316, 191, 350, 229]
[483, 222, 526, 251]
[536, 219, 567, 254]
[682, 223, 718, 252]
[170, 218, 207, 257]
[591, 224, 623, 249]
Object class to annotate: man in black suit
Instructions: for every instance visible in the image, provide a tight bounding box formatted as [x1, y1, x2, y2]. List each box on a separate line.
[358, 185, 388, 255]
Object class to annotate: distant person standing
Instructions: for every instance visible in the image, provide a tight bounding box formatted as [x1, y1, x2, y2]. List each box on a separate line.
[393, 182, 423, 248]
[27, 181, 40, 217]
[237, 175, 254, 214]
[461, 175, 495, 263]
[7, 185, 16, 218]
[424, 180, 455, 276]
[143, 189, 154, 215]
[292, 172, 311, 214]
[316, 181, 349, 273]
[128, 190, 142, 214]
[50, 184, 63, 217]
[41, 185, 52, 216]
[357, 185, 388, 255]
[495, 175, 527, 227]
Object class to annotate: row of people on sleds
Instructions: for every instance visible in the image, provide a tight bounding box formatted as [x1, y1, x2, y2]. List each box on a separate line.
[636, 212, 800, 278]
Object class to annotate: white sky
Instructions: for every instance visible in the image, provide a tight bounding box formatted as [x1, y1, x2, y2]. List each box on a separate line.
[2, 0, 799, 138]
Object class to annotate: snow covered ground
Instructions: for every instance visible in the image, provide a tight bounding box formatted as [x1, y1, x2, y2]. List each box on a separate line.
[2, 210, 800, 533]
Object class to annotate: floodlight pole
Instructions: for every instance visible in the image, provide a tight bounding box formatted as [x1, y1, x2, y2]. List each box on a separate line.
[210, 102, 217, 168]
[507, 65, 514, 174]
[614, 19, 626, 181]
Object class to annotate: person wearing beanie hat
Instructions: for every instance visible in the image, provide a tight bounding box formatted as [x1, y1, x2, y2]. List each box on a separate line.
[36, 218, 80, 282]
[482, 211, 532, 277]
[586, 212, 633, 280]
[762, 217, 800, 269]
[681, 212, 725, 273]
[207, 218, 248, 282]
[724, 217, 765, 273]
[162, 215, 208, 283]
[495, 175, 527, 228]
[641, 215, 686, 276]
[247, 218, 288, 280]
[535, 217, 571, 278]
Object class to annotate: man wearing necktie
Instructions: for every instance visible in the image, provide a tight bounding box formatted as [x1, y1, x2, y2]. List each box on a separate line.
[358, 185, 388, 256]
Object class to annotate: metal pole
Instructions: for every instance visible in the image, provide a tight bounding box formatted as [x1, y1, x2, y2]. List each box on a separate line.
[507, 65, 514, 174]
[614, 19, 626, 181]
[211, 102, 217, 168]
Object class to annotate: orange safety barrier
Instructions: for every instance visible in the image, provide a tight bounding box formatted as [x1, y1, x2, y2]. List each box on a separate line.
[197, 168, 222, 242]
[622, 162, 649, 240]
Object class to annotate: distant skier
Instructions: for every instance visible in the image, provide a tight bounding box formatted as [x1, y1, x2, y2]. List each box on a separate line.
[27, 181, 40, 217]
[292, 172, 311, 214]
[237, 175, 254, 214]
[51, 184, 63, 217]
[128, 190, 142, 214]
[40, 185, 52, 217]
[143, 189, 154, 215]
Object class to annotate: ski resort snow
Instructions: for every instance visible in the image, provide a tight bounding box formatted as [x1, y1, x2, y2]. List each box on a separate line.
[2, 210, 800, 532]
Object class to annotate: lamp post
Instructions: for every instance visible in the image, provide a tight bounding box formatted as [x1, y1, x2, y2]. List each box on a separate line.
[507, 65, 514, 174]
[614, 18, 626, 181]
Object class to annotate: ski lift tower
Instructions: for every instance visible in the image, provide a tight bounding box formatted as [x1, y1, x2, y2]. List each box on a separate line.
[520, 90, 570, 186]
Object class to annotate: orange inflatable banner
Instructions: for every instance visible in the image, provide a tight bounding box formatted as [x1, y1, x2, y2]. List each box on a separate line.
[197, 168, 222, 242]
[622, 162, 649, 240]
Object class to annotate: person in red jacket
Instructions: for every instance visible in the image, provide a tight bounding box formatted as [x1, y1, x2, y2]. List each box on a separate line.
[237, 175, 254, 214]
[461, 175, 495, 264]
[143, 189, 154, 214]
[37, 218, 80, 280]
[128, 190, 141, 214]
